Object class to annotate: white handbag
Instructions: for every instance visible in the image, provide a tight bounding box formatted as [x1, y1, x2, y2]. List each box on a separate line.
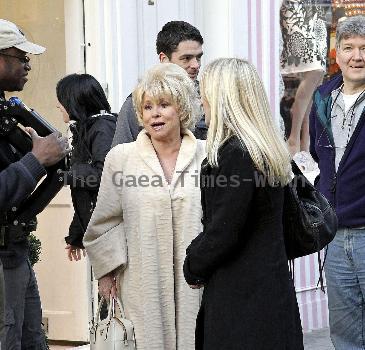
[89, 296, 136, 350]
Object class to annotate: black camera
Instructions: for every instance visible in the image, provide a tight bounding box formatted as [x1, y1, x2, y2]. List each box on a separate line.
[0, 97, 69, 170]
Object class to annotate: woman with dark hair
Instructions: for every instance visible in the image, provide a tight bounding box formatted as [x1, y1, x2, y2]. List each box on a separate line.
[56, 73, 116, 261]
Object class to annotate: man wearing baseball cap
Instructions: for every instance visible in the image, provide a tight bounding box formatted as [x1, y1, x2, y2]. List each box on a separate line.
[0, 19, 68, 349]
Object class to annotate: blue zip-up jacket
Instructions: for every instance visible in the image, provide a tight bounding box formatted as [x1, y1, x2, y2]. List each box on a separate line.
[310, 74, 365, 228]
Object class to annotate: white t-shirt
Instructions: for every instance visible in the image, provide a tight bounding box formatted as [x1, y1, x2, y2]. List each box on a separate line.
[342, 90, 363, 114]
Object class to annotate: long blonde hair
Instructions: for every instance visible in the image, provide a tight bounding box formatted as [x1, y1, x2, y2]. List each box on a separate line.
[200, 58, 291, 185]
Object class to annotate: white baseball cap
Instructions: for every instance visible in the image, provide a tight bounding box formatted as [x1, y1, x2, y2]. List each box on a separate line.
[0, 19, 45, 54]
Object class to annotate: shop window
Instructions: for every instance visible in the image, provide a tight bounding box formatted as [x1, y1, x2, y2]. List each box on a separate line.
[280, 0, 363, 157]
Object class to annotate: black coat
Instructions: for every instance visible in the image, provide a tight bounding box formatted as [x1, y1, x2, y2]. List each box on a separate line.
[64, 114, 116, 248]
[184, 138, 303, 350]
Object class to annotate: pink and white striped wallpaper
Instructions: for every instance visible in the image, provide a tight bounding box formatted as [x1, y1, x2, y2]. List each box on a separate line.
[244, 0, 282, 123]
[294, 253, 329, 331]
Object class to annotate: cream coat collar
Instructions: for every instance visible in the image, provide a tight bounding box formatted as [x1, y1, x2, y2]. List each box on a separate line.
[135, 129, 198, 187]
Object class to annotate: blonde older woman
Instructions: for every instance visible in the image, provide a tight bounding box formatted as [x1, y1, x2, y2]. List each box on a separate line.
[84, 63, 205, 350]
[184, 58, 303, 349]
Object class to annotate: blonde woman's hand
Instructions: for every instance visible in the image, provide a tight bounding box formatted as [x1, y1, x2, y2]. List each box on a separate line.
[98, 273, 117, 300]
[65, 244, 86, 261]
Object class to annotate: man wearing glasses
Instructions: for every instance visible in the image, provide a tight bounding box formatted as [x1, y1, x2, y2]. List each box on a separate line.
[0, 19, 68, 349]
[310, 16, 365, 350]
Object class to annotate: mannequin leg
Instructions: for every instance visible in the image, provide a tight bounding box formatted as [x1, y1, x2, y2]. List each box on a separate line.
[299, 101, 312, 152]
[287, 70, 324, 155]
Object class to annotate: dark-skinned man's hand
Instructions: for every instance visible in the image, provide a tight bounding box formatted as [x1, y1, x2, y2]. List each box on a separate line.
[27, 127, 69, 167]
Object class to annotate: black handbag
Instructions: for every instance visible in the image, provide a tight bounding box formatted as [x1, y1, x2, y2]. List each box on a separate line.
[283, 161, 338, 260]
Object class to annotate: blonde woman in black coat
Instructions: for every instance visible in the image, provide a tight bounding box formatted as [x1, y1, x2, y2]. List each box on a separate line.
[183, 58, 303, 350]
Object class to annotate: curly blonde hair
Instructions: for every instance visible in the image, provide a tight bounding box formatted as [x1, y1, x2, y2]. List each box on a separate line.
[133, 63, 200, 131]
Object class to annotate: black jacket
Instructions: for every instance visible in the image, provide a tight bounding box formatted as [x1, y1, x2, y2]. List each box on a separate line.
[0, 91, 63, 268]
[184, 138, 303, 350]
[63, 114, 116, 248]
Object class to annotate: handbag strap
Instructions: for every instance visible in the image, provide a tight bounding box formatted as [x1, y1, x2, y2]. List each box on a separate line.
[111, 296, 127, 319]
[291, 160, 304, 176]
[94, 296, 127, 325]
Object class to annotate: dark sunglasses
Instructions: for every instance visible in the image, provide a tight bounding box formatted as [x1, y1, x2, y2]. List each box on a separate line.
[0, 52, 30, 64]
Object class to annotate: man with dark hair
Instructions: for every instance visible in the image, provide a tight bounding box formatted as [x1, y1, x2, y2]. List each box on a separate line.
[0, 19, 68, 348]
[309, 15, 365, 349]
[156, 20, 203, 80]
[112, 20, 206, 145]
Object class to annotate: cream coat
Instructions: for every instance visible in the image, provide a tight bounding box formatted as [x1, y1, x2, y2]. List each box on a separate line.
[84, 130, 205, 350]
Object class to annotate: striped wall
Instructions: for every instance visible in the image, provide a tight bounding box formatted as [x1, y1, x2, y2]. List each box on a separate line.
[244, 0, 282, 125]
[294, 252, 329, 331]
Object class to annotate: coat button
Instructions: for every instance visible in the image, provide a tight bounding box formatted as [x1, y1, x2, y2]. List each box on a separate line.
[11, 207, 17, 211]
[13, 220, 18, 226]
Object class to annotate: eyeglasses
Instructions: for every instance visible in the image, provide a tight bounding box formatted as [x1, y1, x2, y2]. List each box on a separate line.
[0, 52, 30, 65]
